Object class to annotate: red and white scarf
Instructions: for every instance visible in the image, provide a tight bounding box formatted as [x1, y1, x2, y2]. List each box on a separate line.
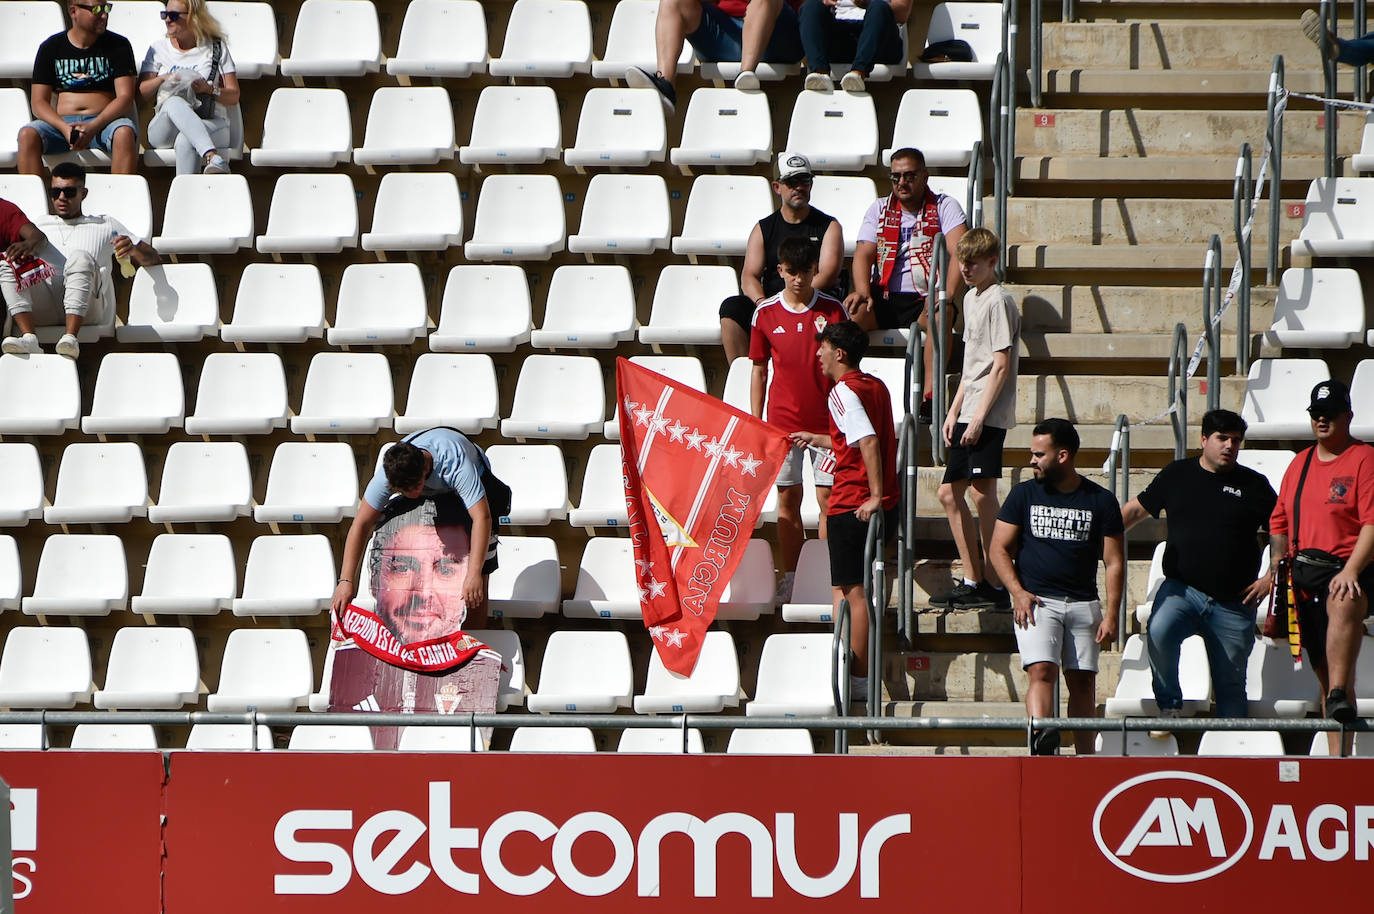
[2, 253, 55, 291]
[337, 602, 490, 673]
[875, 189, 942, 294]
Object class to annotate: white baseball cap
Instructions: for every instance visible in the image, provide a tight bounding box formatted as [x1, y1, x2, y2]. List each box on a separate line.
[774, 152, 813, 182]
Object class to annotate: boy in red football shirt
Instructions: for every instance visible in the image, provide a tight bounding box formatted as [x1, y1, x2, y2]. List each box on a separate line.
[750, 236, 848, 604]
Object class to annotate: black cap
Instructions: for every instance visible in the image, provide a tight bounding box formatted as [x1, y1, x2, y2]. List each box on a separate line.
[1308, 379, 1352, 417]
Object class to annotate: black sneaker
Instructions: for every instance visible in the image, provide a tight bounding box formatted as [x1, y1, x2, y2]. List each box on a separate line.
[980, 582, 1012, 609]
[928, 582, 975, 606]
[1031, 727, 1060, 756]
[626, 66, 676, 115]
[917, 396, 933, 424]
[1327, 687, 1357, 723]
[949, 584, 995, 609]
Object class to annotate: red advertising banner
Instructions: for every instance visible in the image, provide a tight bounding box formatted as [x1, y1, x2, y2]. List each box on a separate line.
[0, 752, 164, 913]
[164, 753, 1021, 912]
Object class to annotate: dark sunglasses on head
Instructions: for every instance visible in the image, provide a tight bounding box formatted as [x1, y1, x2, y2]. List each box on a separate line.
[73, 2, 114, 14]
[159, 9, 183, 20]
[889, 171, 923, 184]
[49, 186, 82, 200]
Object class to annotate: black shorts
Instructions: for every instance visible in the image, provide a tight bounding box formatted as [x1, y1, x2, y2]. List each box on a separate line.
[827, 506, 898, 588]
[720, 294, 756, 332]
[1295, 562, 1374, 670]
[873, 291, 924, 330]
[942, 424, 1007, 484]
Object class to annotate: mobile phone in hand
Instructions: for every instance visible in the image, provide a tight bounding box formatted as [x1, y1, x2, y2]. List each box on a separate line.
[69, 126, 80, 145]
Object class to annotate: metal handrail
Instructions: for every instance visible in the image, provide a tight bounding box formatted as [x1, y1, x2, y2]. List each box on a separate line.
[1166, 322, 1189, 460]
[990, 52, 1009, 274]
[1233, 143, 1253, 376]
[928, 233, 951, 464]
[895, 412, 918, 649]
[862, 510, 884, 742]
[1105, 414, 1131, 646]
[968, 139, 984, 229]
[1266, 55, 1285, 285]
[1030, 0, 1042, 108]
[1063, 0, 1075, 23]
[1203, 234, 1222, 412]
[1004, 0, 1018, 199]
[1323, 0, 1337, 177]
[831, 598, 851, 753]
[1358, 0, 1368, 104]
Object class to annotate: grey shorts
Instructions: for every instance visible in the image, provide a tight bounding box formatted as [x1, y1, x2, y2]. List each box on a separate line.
[777, 443, 834, 488]
[1014, 596, 1102, 672]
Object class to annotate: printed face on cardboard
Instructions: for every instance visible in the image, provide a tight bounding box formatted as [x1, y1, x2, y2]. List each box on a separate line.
[375, 522, 471, 644]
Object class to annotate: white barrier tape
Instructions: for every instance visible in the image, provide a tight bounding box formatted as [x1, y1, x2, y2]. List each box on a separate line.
[1281, 88, 1374, 112]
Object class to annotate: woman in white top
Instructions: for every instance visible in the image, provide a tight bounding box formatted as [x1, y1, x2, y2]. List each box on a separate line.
[137, 0, 241, 175]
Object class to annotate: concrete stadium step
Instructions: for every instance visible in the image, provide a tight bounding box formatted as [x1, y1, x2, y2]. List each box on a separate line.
[1040, 20, 1327, 72]
[1008, 283, 1276, 334]
[1040, 68, 1353, 97]
[911, 466, 1161, 516]
[875, 693, 1120, 747]
[889, 650, 1132, 703]
[1001, 196, 1297, 247]
[1012, 372, 1244, 425]
[1005, 242, 1288, 275]
[909, 560, 1159, 617]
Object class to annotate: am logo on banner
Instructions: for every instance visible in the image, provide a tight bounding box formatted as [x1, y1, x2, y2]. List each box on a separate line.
[617, 358, 792, 675]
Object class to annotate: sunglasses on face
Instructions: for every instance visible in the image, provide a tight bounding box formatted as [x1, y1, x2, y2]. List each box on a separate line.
[781, 176, 813, 188]
[159, 9, 183, 20]
[49, 186, 83, 200]
[74, 3, 114, 14]
[889, 171, 923, 184]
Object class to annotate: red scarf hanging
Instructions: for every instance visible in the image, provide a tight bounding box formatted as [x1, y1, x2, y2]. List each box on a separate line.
[875, 189, 941, 294]
[2, 253, 55, 291]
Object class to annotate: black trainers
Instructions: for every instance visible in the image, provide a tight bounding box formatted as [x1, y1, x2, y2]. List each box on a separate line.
[1031, 727, 1060, 756]
[917, 396, 933, 424]
[980, 582, 1012, 609]
[626, 66, 676, 115]
[949, 584, 995, 609]
[928, 582, 975, 606]
[1327, 687, 1357, 723]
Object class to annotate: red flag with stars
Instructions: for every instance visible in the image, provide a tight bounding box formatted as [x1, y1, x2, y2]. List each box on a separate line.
[617, 358, 791, 675]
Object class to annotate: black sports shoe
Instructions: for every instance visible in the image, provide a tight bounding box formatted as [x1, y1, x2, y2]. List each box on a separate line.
[1327, 687, 1357, 723]
[949, 584, 995, 609]
[917, 396, 933, 423]
[980, 581, 1012, 609]
[626, 66, 676, 115]
[928, 582, 976, 606]
[1031, 727, 1060, 756]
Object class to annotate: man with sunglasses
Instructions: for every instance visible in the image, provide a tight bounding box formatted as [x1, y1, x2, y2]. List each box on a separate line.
[847, 147, 966, 420]
[719, 152, 843, 362]
[0, 162, 160, 359]
[18, 1, 139, 176]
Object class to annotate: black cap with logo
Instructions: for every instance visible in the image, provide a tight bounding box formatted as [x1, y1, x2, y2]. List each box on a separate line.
[1308, 379, 1352, 418]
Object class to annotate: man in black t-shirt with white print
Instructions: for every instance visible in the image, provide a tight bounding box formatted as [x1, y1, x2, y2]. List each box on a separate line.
[991, 418, 1124, 755]
[1121, 409, 1277, 723]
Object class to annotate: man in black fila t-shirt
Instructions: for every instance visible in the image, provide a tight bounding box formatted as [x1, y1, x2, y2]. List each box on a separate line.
[1121, 409, 1277, 722]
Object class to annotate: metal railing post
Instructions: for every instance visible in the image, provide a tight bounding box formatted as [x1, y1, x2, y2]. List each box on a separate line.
[1167, 322, 1190, 460]
[1030, 0, 1042, 108]
[1323, 0, 1337, 177]
[968, 139, 984, 229]
[929, 233, 950, 464]
[1005, 0, 1018, 198]
[831, 601, 851, 754]
[896, 413, 918, 649]
[1266, 55, 1285, 285]
[1358, 0, 1369, 104]
[863, 511, 884, 742]
[1233, 144, 1253, 376]
[1203, 235, 1221, 412]
[1106, 414, 1132, 646]
[1064, 0, 1075, 23]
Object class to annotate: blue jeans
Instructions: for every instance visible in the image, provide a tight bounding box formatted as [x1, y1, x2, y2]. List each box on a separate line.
[688, 0, 804, 63]
[1147, 578, 1254, 718]
[25, 113, 138, 154]
[1337, 31, 1374, 66]
[798, 0, 904, 74]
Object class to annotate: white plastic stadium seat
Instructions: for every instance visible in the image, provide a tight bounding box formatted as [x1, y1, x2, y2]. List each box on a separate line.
[395, 354, 499, 435]
[568, 176, 670, 256]
[291, 352, 395, 435]
[673, 175, 773, 256]
[885, 89, 984, 167]
[208, 628, 313, 712]
[71, 724, 159, 750]
[149, 442, 253, 524]
[398, 726, 488, 751]
[811, 176, 877, 256]
[488, 0, 593, 78]
[0, 354, 79, 435]
[638, 265, 736, 348]
[354, 87, 456, 167]
[910, 2, 1003, 80]
[466, 628, 526, 711]
[361, 172, 463, 252]
[592, 0, 693, 78]
[1290, 178, 1374, 257]
[388, 0, 487, 78]
[1264, 268, 1365, 349]
[0, 627, 92, 708]
[1246, 640, 1321, 718]
[23, 535, 127, 617]
[288, 725, 374, 750]
[250, 89, 353, 168]
[0, 175, 46, 223]
[256, 174, 359, 254]
[458, 86, 561, 166]
[186, 353, 290, 435]
[1236, 448, 1295, 494]
[717, 539, 776, 620]
[430, 266, 532, 352]
[1104, 633, 1211, 716]
[565, 89, 667, 168]
[785, 90, 879, 171]
[0, 447, 43, 527]
[1094, 731, 1180, 756]
[1197, 730, 1286, 757]
[569, 444, 630, 529]
[108, 1, 169, 72]
[727, 728, 814, 754]
[617, 729, 706, 753]
[0, 89, 32, 168]
[1354, 111, 1374, 174]
[488, 536, 562, 620]
[94, 627, 199, 709]
[280, 0, 383, 78]
[255, 443, 359, 524]
[119, 263, 219, 342]
[44, 443, 148, 525]
[508, 727, 596, 752]
[83, 174, 153, 240]
[747, 633, 838, 717]
[1351, 361, 1374, 438]
[1241, 358, 1331, 440]
[222, 264, 325, 344]
[526, 630, 633, 712]
[484, 444, 569, 525]
[562, 537, 639, 619]
[635, 631, 740, 713]
[603, 354, 706, 439]
[185, 724, 274, 750]
[153, 175, 254, 254]
[1132, 541, 1167, 626]
[781, 539, 839, 622]
[207, 1, 279, 78]
[864, 356, 913, 426]
[464, 174, 565, 261]
[671, 88, 773, 168]
[232, 535, 334, 617]
[81, 352, 184, 435]
[0, 4, 65, 80]
[132, 534, 237, 615]
[501, 355, 605, 440]
[328, 263, 429, 346]
[531, 265, 638, 349]
[698, 60, 798, 83]
[829, 24, 908, 82]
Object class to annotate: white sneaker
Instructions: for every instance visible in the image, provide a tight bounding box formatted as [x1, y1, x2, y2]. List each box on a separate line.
[734, 69, 760, 91]
[804, 71, 833, 91]
[55, 333, 79, 359]
[1, 333, 39, 355]
[840, 69, 866, 92]
[202, 152, 230, 175]
[1149, 707, 1184, 739]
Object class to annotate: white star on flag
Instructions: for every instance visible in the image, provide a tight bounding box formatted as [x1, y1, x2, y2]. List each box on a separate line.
[635, 404, 656, 427]
[645, 577, 668, 598]
[635, 558, 655, 574]
[705, 438, 725, 458]
[648, 625, 667, 640]
[665, 629, 687, 648]
[739, 453, 761, 476]
[685, 429, 707, 451]
[649, 414, 670, 436]
[624, 397, 638, 415]
[667, 421, 688, 442]
[722, 445, 742, 467]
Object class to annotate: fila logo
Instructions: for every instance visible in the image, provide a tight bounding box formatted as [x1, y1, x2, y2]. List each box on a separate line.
[1222, 485, 1242, 497]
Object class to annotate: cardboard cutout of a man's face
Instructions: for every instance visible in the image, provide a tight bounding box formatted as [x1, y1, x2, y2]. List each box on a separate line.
[375, 522, 471, 644]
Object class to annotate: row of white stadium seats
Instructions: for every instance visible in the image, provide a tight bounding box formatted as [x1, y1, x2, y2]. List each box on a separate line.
[0, 84, 986, 172]
[0, 351, 920, 438]
[1243, 358, 1374, 439]
[0, 170, 972, 260]
[0, 0, 1006, 83]
[0, 627, 843, 721]
[1093, 730, 1372, 758]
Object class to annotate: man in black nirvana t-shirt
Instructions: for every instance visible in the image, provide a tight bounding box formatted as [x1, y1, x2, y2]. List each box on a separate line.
[1121, 409, 1277, 721]
[19, 2, 139, 175]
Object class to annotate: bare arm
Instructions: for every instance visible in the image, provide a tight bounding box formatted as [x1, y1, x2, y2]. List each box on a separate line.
[463, 497, 491, 628]
[888, 0, 914, 23]
[86, 74, 137, 132]
[814, 219, 844, 292]
[991, 518, 1041, 627]
[749, 362, 767, 420]
[1099, 533, 1124, 645]
[845, 240, 877, 313]
[958, 347, 1009, 446]
[941, 222, 967, 306]
[137, 68, 167, 102]
[5, 222, 46, 260]
[1120, 498, 1152, 531]
[740, 223, 766, 305]
[111, 235, 161, 267]
[1269, 533, 1288, 574]
[29, 84, 67, 133]
[855, 435, 884, 521]
[331, 498, 383, 614]
[214, 70, 241, 107]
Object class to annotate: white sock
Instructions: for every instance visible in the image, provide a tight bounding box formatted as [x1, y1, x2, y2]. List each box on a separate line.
[963, 577, 977, 587]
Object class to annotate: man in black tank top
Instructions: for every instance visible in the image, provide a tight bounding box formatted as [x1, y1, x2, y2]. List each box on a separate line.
[719, 152, 844, 361]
